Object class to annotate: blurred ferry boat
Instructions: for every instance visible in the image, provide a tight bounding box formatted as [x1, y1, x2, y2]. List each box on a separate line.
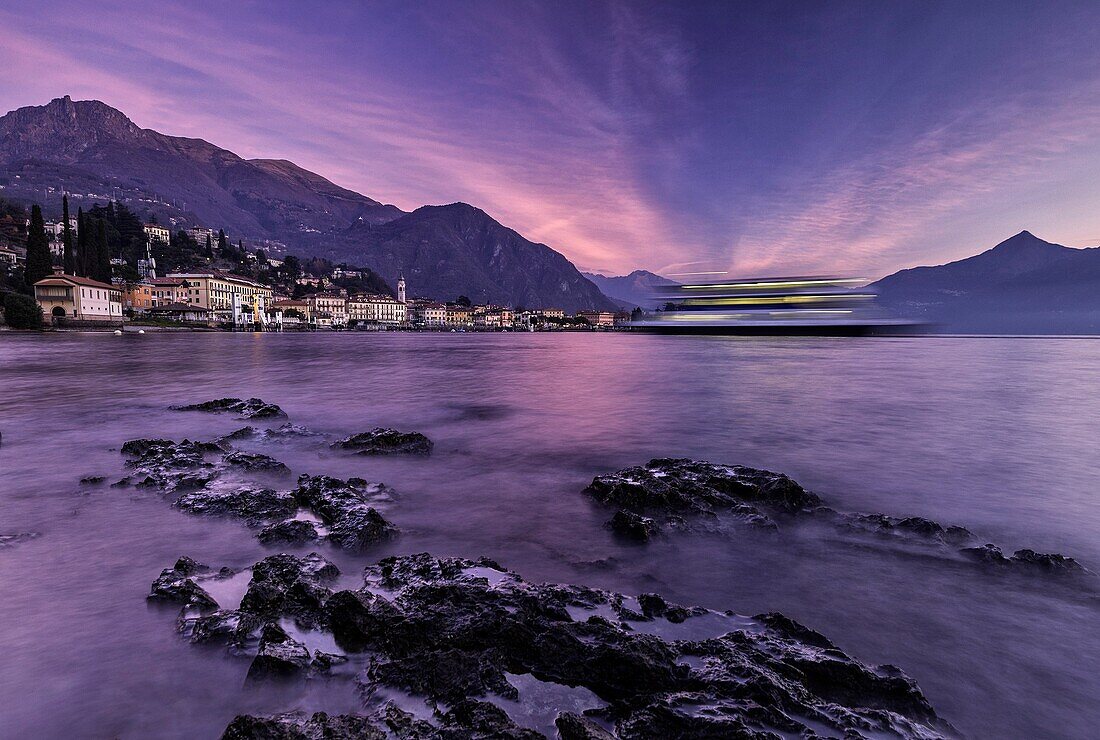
[631, 276, 920, 335]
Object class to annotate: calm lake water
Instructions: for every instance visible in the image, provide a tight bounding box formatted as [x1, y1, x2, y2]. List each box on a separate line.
[1, 332, 1098, 739]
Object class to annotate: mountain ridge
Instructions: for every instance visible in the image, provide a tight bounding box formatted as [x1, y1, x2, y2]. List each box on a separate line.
[0, 96, 615, 310]
[871, 230, 1100, 334]
[582, 269, 677, 309]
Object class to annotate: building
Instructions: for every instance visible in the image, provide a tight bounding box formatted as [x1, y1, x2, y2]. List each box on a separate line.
[446, 304, 474, 327]
[397, 275, 406, 303]
[0, 245, 22, 267]
[123, 282, 155, 313]
[306, 293, 347, 328]
[166, 272, 273, 322]
[348, 293, 407, 326]
[188, 227, 217, 247]
[539, 308, 565, 320]
[270, 299, 311, 326]
[148, 277, 190, 305]
[578, 310, 617, 327]
[408, 300, 447, 326]
[144, 223, 171, 244]
[34, 271, 123, 322]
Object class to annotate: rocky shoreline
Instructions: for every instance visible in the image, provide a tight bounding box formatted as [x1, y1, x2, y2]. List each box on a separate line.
[82, 397, 1091, 738]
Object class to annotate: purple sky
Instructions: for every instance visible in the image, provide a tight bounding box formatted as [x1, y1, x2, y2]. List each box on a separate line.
[2, 0, 1100, 278]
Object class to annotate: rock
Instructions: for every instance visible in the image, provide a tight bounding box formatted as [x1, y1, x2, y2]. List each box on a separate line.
[223, 451, 290, 473]
[160, 551, 955, 739]
[239, 552, 339, 626]
[0, 532, 40, 548]
[79, 475, 106, 485]
[556, 712, 617, 740]
[121, 437, 220, 491]
[960, 543, 1009, 565]
[332, 428, 433, 456]
[842, 513, 974, 545]
[1010, 548, 1086, 573]
[172, 397, 286, 419]
[246, 623, 311, 681]
[149, 557, 218, 610]
[293, 475, 398, 551]
[257, 519, 319, 545]
[175, 484, 298, 522]
[584, 458, 820, 517]
[607, 509, 659, 540]
[221, 711, 385, 740]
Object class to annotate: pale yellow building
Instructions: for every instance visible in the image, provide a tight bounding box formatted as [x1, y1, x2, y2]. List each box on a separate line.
[167, 272, 273, 321]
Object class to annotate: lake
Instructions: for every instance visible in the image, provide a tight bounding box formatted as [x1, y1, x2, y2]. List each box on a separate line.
[1, 332, 1097, 738]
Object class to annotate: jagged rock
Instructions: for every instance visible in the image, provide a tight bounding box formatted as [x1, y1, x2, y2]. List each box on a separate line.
[585, 458, 819, 516]
[247, 623, 311, 681]
[121, 438, 220, 491]
[223, 450, 290, 473]
[842, 513, 973, 545]
[556, 712, 616, 740]
[79, 475, 106, 485]
[1010, 548, 1085, 572]
[172, 397, 286, 419]
[332, 428, 433, 456]
[149, 557, 217, 610]
[175, 484, 297, 522]
[258, 519, 320, 545]
[218, 423, 317, 445]
[587, 459, 1088, 574]
[239, 552, 339, 627]
[221, 711, 385, 740]
[162, 551, 954, 739]
[293, 475, 398, 551]
[606, 510, 659, 540]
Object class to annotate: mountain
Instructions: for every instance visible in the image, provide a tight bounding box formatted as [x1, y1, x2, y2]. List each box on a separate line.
[582, 269, 678, 309]
[871, 231, 1100, 333]
[342, 204, 617, 311]
[0, 96, 615, 310]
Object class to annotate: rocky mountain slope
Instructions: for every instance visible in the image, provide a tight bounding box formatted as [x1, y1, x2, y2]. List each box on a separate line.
[872, 231, 1100, 334]
[0, 96, 615, 310]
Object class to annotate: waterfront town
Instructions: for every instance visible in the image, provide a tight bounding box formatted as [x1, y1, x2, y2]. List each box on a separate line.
[0, 196, 632, 331]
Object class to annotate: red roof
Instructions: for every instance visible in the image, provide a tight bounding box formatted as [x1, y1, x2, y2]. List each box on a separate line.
[35, 274, 116, 290]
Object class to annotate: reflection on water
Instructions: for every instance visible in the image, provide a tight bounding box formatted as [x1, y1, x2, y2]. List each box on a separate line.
[1, 332, 1098, 738]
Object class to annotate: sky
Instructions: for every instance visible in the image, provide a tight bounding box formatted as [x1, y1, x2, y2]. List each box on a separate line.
[2, 0, 1100, 278]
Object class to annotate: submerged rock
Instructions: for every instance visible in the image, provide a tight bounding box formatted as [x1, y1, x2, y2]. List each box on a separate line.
[294, 475, 398, 551]
[585, 457, 819, 517]
[332, 428, 433, 456]
[161, 552, 954, 739]
[175, 484, 297, 522]
[218, 423, 318, 445]
[221, 711, 385, 740]
[606, 510, 659, 541]
[149, 556, 218, 611]
[258, 519, 320, 545]
[247, 623, 311, 681]
[121, 437, 221, 491]
[79, 475, 106, 486]
[223, 450, 290, 473]
[587, 458, 1089, 574]
[172, 397, 286, 419]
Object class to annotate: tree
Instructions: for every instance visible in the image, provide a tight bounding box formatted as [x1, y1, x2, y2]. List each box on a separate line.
[93, 218, 111, 283]
[62, 195, 75, 274]
[24, 204, 52, 286]
[2, 291, 43, 329]
[256, 248, 267, 262]
[456, 295, 472, 307]
[76, 208, 90, 277]
[205, 234, 214, 259]
[218, 229, 229, 257]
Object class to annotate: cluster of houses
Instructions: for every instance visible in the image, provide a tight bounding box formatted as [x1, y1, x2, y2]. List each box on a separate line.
[6, 216, 628, 330]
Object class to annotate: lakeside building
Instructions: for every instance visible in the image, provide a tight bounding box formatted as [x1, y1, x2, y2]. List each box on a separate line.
[143, 223, 171, 243]
[166, 272, 273, 323]
[408, 300, 447, 327]
[271, 299, 311, 325]
[149, 277, 191, 305]
[445, 304, 474, 327]
[34, 270, 123, 322]
[539, 308, 565, 320]
[578, 310, 617, 327]
[348, 293, 407, 326]
[306, 293, 347, 328]
[123, 282, 154, 313]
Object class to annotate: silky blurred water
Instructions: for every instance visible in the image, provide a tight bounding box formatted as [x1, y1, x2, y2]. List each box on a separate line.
[1, 332, 1098, 738]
